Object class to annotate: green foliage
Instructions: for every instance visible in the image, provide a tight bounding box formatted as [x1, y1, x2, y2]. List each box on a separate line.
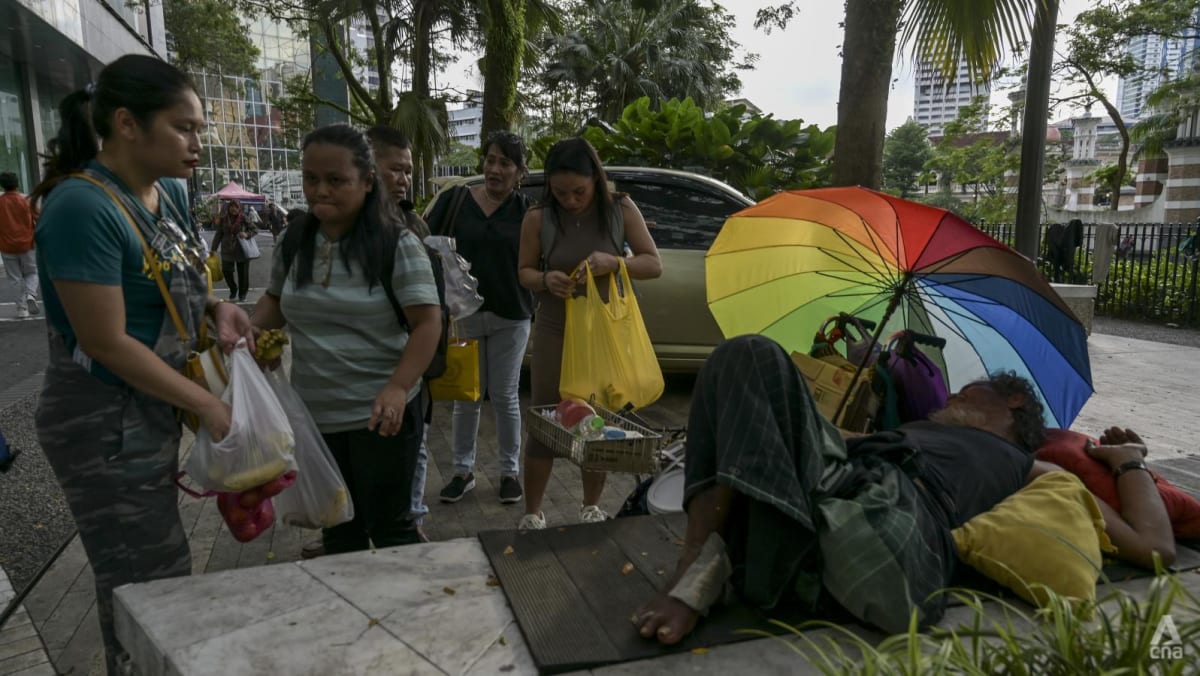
[268, 72, 318, 150]
[754, 2, 798, 34]
[923, 98, 1020, 223]
[756, 572, 1200, 673]
[479, 0, 527, 135]
[539, 0, 755, 122]
[1088, 164, 1136, 207]
[1097, 256, 1200, 325]
[441, 141, 480, 170]
[1134, 71, 1200, 160]
[882, 120, 933, 198]
[569, 96, 834, 200]
[1056, 0, 1200, 211]
[163, 0, 260, 75]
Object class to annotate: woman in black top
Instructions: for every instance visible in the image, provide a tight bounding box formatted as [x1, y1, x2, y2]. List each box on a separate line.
[430, 132, 533, 505]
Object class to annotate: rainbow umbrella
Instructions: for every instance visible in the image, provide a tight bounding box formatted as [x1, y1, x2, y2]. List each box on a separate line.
[705, 187, 1092, 428]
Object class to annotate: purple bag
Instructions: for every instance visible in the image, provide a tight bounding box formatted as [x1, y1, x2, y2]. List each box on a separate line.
[884, 345, 949, 424]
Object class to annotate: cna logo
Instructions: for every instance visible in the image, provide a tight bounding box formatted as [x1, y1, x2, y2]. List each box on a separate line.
[1150, 615, 1184, 661]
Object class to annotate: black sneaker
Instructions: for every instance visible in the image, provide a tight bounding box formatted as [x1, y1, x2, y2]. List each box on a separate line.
[499, 476, 523, 504]
[439, 473, 475, 503]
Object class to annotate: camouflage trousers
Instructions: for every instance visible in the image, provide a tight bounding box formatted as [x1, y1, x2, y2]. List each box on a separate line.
[36, 356, 191, 675]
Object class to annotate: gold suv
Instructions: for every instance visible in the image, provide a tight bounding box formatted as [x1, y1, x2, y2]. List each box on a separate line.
[425, 167, 755, 372]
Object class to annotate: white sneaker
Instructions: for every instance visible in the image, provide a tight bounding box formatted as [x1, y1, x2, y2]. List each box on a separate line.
[16, 306, 29, 319]
[518, 512, 547, 531]
[579, 504, 609, 524]
[25, 296, 39, 315]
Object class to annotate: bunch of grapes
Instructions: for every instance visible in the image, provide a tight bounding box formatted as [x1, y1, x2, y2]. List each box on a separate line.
[256, 329, 289, 362]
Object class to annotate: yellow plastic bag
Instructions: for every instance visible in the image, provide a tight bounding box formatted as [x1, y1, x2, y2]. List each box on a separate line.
[560, 259, 664, 411]
[206, 253, 223, 282]
[428, 322, 481, 402]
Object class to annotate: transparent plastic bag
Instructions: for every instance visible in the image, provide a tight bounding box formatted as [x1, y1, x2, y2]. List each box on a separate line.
[424, 235, 484, 320]
[265, 370, 354, 529]
[184, 339, 296, 492]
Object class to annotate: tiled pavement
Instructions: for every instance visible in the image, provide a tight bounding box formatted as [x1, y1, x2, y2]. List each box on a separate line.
[10, 377, 694, 676]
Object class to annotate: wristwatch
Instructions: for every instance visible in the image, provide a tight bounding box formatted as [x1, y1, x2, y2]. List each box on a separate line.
[1113, 460, 1150, 478]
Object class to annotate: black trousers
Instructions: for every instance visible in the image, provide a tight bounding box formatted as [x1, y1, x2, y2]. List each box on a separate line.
[320, 394, 424, 553]
[221, 258, 250, 300]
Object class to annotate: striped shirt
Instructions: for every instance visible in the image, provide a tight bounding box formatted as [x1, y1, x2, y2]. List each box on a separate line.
[269, 229, 439, 433]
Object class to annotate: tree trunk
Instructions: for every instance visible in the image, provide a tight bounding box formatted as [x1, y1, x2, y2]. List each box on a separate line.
[412, 1, 437, 194]
[831, 0, 904, 188]
[1014, 0, 1059, 260]
[481, 0, 526, 139]
[1096, 100, 1131, 212]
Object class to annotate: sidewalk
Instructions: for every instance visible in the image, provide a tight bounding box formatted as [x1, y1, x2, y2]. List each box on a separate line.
[11, 331, 1200, 674]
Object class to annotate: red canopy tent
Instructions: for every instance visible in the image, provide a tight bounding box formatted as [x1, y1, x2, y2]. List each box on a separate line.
[214, 182, 266, 204]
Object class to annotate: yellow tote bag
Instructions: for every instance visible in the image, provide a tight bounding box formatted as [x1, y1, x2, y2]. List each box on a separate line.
[206, 253, 223, 282]
[428, 321, 482, 402]
[560, 259, 664, 411]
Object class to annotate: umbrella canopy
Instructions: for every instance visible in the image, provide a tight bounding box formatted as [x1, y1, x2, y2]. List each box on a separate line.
[214, 182, 266, 203]
[705, 186, 1092, 428]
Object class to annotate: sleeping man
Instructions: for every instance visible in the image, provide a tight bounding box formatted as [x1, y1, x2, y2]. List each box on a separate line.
[634, 334, 1176, 643]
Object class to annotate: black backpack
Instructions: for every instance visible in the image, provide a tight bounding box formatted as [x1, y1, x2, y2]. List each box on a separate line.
[281, 217, 450, 380]
[382, 212, 450, 380]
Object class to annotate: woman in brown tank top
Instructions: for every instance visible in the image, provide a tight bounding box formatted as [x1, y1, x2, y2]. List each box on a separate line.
[516, 138, 662, 530]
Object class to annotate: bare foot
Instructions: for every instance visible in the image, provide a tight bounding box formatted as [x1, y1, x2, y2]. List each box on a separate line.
[632, 593, 700, 645]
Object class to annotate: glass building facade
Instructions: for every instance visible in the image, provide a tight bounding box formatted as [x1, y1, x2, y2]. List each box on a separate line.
[188, 17, 311, 208]
[1, 0, 165, 190]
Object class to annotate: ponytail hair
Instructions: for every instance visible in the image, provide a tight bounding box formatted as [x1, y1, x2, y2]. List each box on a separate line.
[31, 54, 195, 206]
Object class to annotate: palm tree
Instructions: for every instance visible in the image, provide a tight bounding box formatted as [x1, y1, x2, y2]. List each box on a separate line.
[833, 0, 1037, 189]
[542, 0, 744, 121]
[476, 0, 562, 137]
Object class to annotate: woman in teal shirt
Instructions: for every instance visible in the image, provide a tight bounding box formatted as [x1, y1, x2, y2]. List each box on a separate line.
[30, 55, 254, 675]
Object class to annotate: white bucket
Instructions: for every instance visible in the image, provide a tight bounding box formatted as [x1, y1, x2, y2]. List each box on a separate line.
[647, 468, 686, 515]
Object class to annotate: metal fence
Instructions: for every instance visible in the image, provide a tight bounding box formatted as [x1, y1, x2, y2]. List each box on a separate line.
[978, 222, 1200, 327]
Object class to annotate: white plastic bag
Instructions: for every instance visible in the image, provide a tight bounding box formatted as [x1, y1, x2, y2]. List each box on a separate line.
[185, 339, 295, 492]
[423, 235, 484, 320]
[265, 371, 354, 529]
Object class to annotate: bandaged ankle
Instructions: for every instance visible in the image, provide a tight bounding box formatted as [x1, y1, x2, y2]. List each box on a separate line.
[668, 532, 732, 615]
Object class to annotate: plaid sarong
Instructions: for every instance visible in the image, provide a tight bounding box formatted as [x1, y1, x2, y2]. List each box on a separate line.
[684, 335, 951, 634]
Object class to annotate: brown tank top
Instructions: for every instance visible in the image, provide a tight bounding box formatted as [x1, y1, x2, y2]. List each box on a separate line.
[534, 199, 623, 331]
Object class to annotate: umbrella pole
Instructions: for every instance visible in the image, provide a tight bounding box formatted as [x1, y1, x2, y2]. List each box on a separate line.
[830, 275, 909, 428]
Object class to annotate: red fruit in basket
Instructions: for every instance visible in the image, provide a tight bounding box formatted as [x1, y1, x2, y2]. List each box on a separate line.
[557, 399, 595, 429]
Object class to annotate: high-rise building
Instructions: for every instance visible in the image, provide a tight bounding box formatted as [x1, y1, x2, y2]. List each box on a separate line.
[912, 58, 991, 137]
[186, 17, 311, 208]
[448, 91, 483, 147]
[1116, 12, 1200, 123]
[1, 0, 167, 189]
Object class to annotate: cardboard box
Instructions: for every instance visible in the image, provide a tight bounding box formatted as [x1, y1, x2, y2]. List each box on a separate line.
[790, 351, 877, 431]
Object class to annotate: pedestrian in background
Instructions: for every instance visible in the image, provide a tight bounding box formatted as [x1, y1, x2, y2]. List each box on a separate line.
[0, 171, 40, 319]
[368, 124, 434, 541]
[210, 200, 258, 302]
[29, 54, 255, 675]
[430, 131, 534, 507]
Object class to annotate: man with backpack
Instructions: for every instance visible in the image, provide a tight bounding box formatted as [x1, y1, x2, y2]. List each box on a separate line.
[368, 126, 440, 542]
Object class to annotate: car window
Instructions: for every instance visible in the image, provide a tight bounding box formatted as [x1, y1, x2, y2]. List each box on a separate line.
[618, 182, 746, 251]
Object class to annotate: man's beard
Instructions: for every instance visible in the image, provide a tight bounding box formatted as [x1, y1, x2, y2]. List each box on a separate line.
[928, 404, 989, 431]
